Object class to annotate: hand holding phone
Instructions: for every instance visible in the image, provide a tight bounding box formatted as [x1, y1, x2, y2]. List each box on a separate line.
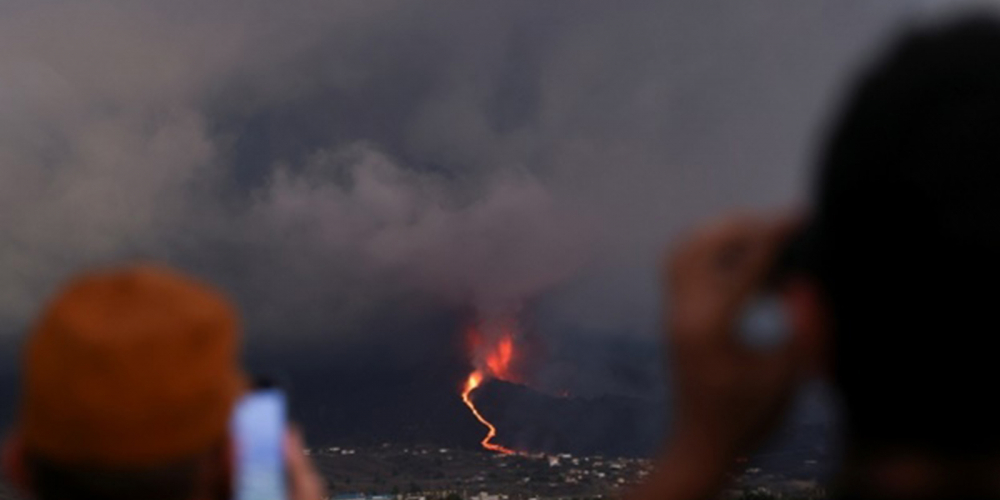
[736, 223, 814, 350]
[639, 215, 812, 500]
[231, 387, 288, 500]
[663, 214, 807, 456]
[231, 384, 326, 500]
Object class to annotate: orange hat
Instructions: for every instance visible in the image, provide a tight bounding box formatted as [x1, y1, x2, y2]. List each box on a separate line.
[18, 264, 247, 466]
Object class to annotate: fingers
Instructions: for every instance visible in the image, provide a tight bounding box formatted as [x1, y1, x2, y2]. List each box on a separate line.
[285, 426, 327, 500]
[657, 210, 810, 474]
[665, 212, 801, 348]
[670, 212, 801, 269]
[678, 214, 800, 291]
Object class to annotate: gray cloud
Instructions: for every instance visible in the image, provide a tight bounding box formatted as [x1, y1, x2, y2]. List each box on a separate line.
[0, 0, 980, 394]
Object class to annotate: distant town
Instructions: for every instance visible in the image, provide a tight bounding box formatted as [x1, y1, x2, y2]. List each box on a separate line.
[307, 443, 828, 500]
[0, 441, 830, 500]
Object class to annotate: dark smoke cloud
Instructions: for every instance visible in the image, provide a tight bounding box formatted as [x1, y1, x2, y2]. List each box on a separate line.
[0, 0, 976, 400]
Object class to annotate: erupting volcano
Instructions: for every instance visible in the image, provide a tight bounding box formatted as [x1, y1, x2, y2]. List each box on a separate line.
[460, 325, 518, 454]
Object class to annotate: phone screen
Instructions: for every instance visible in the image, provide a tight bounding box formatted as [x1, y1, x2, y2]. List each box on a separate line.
[231, 388, 287, 500]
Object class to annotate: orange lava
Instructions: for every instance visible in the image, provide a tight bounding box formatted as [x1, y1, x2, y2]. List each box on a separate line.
[461, 370, 514, 454]
[485, 335, 514, 380]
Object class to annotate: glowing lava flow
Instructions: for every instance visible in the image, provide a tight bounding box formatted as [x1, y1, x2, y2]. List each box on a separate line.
[461, 370, 515, 454]
[461, 329, 518, 454]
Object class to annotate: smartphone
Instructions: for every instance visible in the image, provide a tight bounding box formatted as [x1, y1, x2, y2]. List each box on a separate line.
[737, 224, 816, 350]
[231, 383, 287, 500]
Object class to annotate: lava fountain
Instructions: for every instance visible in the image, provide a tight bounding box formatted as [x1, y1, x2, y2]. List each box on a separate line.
[461, 327, 517, 454]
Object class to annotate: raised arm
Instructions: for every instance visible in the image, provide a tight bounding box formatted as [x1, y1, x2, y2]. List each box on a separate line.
[630, 215, 813, 500]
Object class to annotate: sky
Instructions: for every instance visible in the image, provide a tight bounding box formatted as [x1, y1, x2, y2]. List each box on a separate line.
[0, 0, 986, 432]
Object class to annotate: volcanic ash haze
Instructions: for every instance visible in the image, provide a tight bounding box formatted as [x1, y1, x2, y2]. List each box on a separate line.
[0, 0, 967, 408]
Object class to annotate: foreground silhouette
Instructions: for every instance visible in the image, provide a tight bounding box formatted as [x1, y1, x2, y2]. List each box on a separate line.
[633, 13, 1000, 500]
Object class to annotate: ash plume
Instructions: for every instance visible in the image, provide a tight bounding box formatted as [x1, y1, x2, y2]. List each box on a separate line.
[0, 0, 978, 402]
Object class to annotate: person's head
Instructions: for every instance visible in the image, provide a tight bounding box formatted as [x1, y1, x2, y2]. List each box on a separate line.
[797, 14, 1000, 456]
[2, 264, 247, 500]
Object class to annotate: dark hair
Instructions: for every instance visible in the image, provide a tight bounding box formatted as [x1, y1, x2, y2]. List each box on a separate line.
[814, 13, 1000, 455]
[26, 446, 224, 500]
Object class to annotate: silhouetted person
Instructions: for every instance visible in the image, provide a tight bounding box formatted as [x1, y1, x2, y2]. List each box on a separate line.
[635, 14, 1000, 500]
[1, 265, 325, 500]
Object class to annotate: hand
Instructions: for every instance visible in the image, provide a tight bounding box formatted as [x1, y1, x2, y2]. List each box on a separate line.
[666, 214, 806, 459]
[285, 427, 327, 500]
[633, 214, 810, 500]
